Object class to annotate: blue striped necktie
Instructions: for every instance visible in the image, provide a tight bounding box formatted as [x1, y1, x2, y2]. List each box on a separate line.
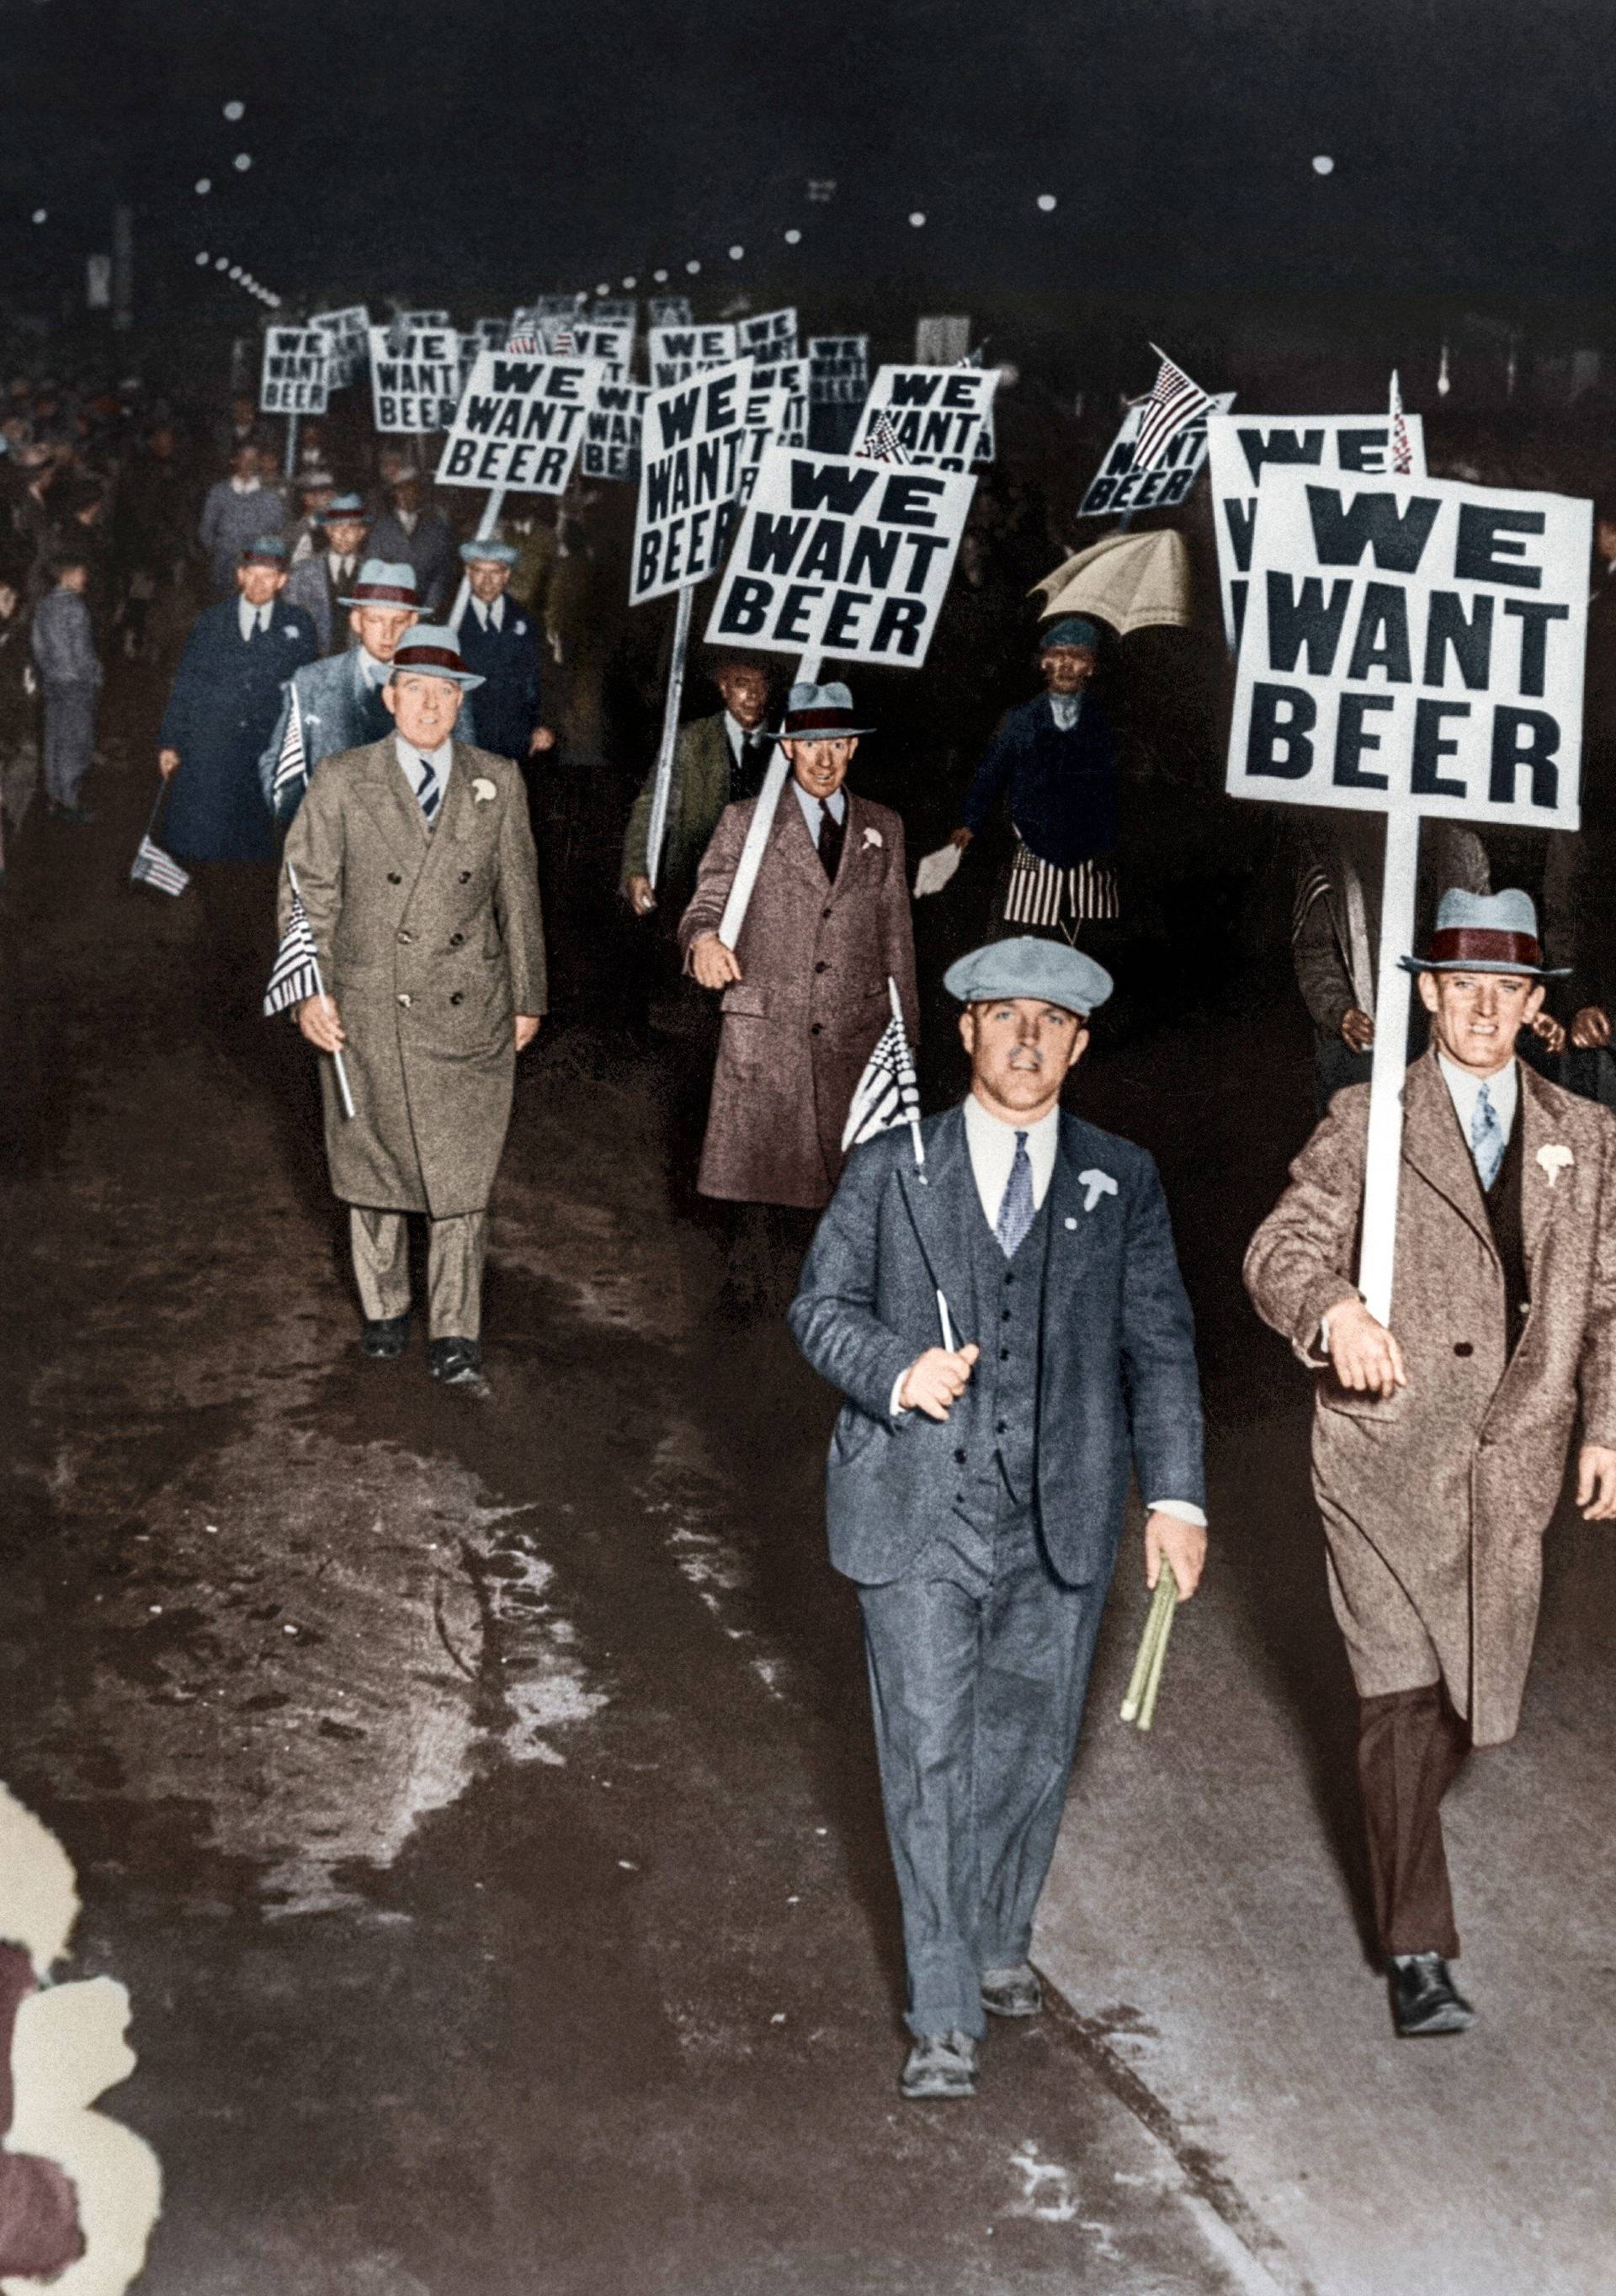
[996, 1130, 1036, 1257]
[1471, 1081, 1505, 1190]
[412, 749, 441, 825]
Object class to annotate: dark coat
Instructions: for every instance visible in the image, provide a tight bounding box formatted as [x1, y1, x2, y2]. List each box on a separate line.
[619, 712, 746, 896]
[789, 1105, 1206, 1586]
[457, 598, 547, 762]
[159, 600, 318, 863]
[960, 693, 1119, 866]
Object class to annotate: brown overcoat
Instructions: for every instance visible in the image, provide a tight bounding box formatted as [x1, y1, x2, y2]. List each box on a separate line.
[677, 786, 918, 1209]
[1245, 1050, 1616, 1744]
[279, 736, 546, 1219]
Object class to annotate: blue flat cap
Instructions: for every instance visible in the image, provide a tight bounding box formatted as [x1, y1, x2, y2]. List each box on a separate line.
[1400, 887, 1569, 979]
[239, 534, 288, 564]
[386, 624, 484, 690]
[1039, 615, 1101, 652]
[321, 492, 369, 520]
[944, 934, 1114, 1015]
[459, 536, 519, 566]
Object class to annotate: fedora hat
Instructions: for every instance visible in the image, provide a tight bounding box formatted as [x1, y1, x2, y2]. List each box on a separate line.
[338, 557, 421, 610]
[769, 679, 874, 741]
[1400, 888, 1570, 980]
[386, 624, 484, 690]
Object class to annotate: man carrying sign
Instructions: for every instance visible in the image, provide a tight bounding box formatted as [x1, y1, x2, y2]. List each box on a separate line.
[1245, 888, 1616, 2036]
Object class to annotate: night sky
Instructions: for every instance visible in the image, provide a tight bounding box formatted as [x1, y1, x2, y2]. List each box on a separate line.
[3, 0, 1611, 317]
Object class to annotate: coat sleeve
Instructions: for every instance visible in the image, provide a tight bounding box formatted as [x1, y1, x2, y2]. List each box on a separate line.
[787, 1145, 918, 1424]
[1576, 1113, 1616, 1447]
[676, 800, 747, 963]
[157, 622, 207, 753]
[1292, 874, 1353, 1035]
[619, 742, 662, 887]
[279, 762, 344, 971]
[492, 767, 548, 1018]
[1243, 1095, 1369, 1360]
[620, 716, 701, 890]
[959, 708, 1018, 835]
[1119, 1153, 1207, 1512]
[879, 816, 920, 1041]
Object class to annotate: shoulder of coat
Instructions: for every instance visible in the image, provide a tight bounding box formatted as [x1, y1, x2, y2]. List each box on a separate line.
[1523, 1063, 1616, 1149]
[1058, 1108, 1151, 1179]
[853, 794, 904, 837]
[455, 741, 518, 781]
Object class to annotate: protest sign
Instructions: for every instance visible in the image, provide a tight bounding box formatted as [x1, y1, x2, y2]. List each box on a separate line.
[850, 364, 999, 471]
[753, 359, 808, 447]
[738, 307, 798, 363]
[647, 295, 694, 327]
[367, 327, 462, 432]
[436, 351, 606, 493]
[400, 308, 451, 328]
[630, 357, 756, 604]
[809, 335, 869, 406]
[708, 443, 976, 666]
[310, 306, 369, 388]
[736, 378, 789, 507]
[580, 382, 646, 482]
[258, 327, 328, 416]
[475, 316, 513, 350]
[1228, 465, 1591, 1319]
[590, 296, 637, 327]
[916, 315, 971, 364]
[568, 322, 632, 380]
[649, 323, 737, 389]
[1078, 392, 1235, 515]
[1207, 414, 1427, 646]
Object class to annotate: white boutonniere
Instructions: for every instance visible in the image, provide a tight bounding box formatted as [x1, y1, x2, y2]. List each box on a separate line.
[1537, 1143, 1574, 1187]
[1077, 1167, 1118, 1214]
[471, 777, 497, 805]
[862, 826, 883, 849]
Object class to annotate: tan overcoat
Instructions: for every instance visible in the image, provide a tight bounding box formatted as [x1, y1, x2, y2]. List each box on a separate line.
[279, 736, 546, 1219]
[1244, 1050, 1616, 1745]
[677, 787, 918, 1209]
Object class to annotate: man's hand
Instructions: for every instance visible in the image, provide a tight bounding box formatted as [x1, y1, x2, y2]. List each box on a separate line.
[1528, 1009, 1567, 1055]
[1326, 1296, 1407, 1399]
[1571, 1004, 1613, 1050]
[1146, 1511, 1207, 1601]
[1340, 1007, 1374, 1054]
[1576, 1444, 1616, 1519]
[949, 826, 974, 852]
[514, 1014, 542, 1053]
[529, 726, 556, 754]
[157, 747, 180, 780]
[690, 932, 743, 990]
[897, 1343, 981, 1421]
[626, 874, 657, 917]
[296, 992, 346, 1052]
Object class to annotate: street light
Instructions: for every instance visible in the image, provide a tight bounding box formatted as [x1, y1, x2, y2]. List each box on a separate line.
[224, 100, 244, 120]
[729, 245, 744, 259]
[784, 229, 801, 245]
[233, 152, 252, 172]
[31, 208, 46, 225]
[686, 259, 700, 274]
[1037, 193, 1057, 211]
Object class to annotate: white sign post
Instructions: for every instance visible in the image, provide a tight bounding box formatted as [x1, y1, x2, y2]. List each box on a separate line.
[850, 363, 999, 471]
[1228, 465, 1591, 1321]
[1078, 392, 1236, 517]
[435, 350, 606, 627]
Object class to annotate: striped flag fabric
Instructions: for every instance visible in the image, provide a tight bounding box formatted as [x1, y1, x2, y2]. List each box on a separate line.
[1131, 345, 1215, 473]
[269, 687, 308, 812]
[551, 326, 577, 356]
[854, 412, 910, 465]
[263, 891, 322, 1017]
[1389, 368, 1414, 475]
[842, 985, 922, 1153]
[505, 331, 540, 353]
[130, 833, 189, 897]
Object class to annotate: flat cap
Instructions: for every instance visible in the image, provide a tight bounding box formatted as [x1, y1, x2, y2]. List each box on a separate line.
[943, 934, 1113, 1015]
[1039, 615, 1101, 652]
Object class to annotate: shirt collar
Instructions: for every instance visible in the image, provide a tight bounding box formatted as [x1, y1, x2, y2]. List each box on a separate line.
[1438, 1050, 1518, 1143]
[237, 596, 270, 639]
[472, 593, 504, 630]
[1048, 691, 1084, 731]
[395, 732, 453, 777]
[230, 475, 261, 495]
[725, 710, 759, 754]
[791, 779, 846, 837]
[359, 647, 390, 689]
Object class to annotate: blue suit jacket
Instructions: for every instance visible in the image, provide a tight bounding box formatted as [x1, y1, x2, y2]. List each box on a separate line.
[258, 648, 475, 826]
[960, 694, 1119, 866]
[788, 1104, 1204, 1587]
[160, 598, 318, 863]
[456, 600, 546, 762]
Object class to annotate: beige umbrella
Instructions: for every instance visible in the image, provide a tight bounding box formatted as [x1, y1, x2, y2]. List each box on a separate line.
[1029, 528, 1193, 636]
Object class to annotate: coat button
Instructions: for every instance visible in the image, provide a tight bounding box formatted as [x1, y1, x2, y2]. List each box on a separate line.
[396, 993, 412, 1008]
[397, 928, 412, 944]
[954, 1448, 966, 1464]
[1454, 1342, 1474, 1358]
[996, 1420, 1007, 1434]
[811, 1022, 822, 1035]
[449, 931, 465, 948]
[460, 869, 472, 883]
[1002, 1308, 1013, 1321]
[450, 991, 465, 1007]
[1000, 1347, 1010, 1361]
[815, 959, 828, 974]
[387, 870, 402, 885]
[821, 906, 832, 921]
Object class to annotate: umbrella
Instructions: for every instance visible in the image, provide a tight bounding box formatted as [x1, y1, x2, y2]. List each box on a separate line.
[1029, 528, 1193, 638]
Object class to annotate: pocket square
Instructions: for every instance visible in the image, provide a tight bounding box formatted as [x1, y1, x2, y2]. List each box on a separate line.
[1077, 1167, 1118, 1214]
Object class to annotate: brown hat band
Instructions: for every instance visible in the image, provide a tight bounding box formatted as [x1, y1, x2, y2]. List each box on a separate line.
[783, 707, 860, 736]
[349, 582, 417, 606]
[393, 644, 465, 673]
[1426, 927, 1541, 968]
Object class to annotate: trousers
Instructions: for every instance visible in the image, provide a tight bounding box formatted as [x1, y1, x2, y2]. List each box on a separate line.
[1357, 1682, 1473, 1959]
[40, 684, 96, 807]
[857, 1472, 1103, 2040]
[349, 1208, 488, 1340]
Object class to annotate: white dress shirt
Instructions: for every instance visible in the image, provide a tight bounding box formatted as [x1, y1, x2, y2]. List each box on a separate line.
[396, 733, 453, 809]
[1438, 1050, 1518, 1161]
[237, 598, 273, 641]
[229, 475, 262, 497]
[329, 550, 358, 590]
[792, 780, 846, 842]
[470, 593, 505, 632]
[358, 646, 390, 689]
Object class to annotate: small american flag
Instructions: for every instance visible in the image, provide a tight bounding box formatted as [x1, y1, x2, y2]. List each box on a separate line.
[1131, 344, 1215, 473]
[269, 687, 308, 812]
[505, 331, 540, 354]
[1388, 369, 1414, 476]
[843, 981, 922, 1155]
[130, 833, 189, 897]
[551, 327, 577, 357]
[263, 891, 321, 1017]
[854, 412, 910, 465]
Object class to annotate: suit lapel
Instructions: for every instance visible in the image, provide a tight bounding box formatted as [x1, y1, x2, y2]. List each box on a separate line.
[1041, 1116, 1108, 1313]
[1400, 1050, 1494, 1257]
[896, 1108, 983, 1345]
[775, 776, 829, 885]
[354, 737, 430, 867]
[1516, 1060, 1560, 1273]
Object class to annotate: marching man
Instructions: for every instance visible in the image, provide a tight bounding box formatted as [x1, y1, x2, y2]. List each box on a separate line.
[279, 625, 546, 1386]
[1246, 889, 1616, 2036]
[789, 937, 1207, 2099]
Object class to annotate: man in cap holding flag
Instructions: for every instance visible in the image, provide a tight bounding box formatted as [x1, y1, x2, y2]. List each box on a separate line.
[789, 935, 1206, 2099]
[1247, 890, 1616, 2037]
[278, 624, 546, 1385]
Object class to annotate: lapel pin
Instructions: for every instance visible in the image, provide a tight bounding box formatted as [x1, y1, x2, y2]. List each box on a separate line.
[471, 777, 497, 805]
[1537, 1143, 1574, 1187]
[862, 826, 883, 849]
[1077, 1167, 1118, 1214]
[1064, 1215, 1076, 1230]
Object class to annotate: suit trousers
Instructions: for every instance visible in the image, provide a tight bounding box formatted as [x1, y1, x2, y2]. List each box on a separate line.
[857, 1470, 1104, 2039]
[349, 1208, 488, 1340]
[40, 684, 96, 807]
[1357, 1683, 1473, 1959]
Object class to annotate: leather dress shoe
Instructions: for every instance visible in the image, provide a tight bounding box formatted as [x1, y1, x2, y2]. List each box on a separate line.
[899, 2030, 978, 2101]
[359, 1314, 410, 1360]
[981, 1964, 1043, 2018]
[428, 1337, 483, 1385]
[1390, 1952, 1474, 2036]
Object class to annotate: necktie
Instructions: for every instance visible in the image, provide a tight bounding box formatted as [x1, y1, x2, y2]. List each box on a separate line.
[996, 1131, 1036, 1258]
[1471, 1081, 1505, 1190]
[413, 750, 442, 826]
[816, 797, 844, 882]
[731, 731, 767, 802]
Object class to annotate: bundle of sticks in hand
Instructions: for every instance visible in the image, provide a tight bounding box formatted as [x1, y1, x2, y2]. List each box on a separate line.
[1120, 1560, 1180, 1732]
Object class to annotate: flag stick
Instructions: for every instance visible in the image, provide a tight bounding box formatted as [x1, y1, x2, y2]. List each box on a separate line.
[645, 582, 694, 890]
[890, 973, 924, 1172]
[717, 643, 823, 949]
[1136, 1562, 1181, 1733]
[286, 411, 299, 486]
[937, 1289, 957, 1352]
[286, 859, 355, 1121]
[1120, 1564, 1176, 1724]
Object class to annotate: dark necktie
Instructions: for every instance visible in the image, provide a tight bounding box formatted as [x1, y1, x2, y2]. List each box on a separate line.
[731, 730, 768, 802]
[412, 751, 442, 826]
[996, 1131, 1035, 1257]
[816, 797, 844, 882]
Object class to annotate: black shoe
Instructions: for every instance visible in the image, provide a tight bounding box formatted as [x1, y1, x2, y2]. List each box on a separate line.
[1390, 1953, 1474, 2036]
[428, 1337, 483, 1385]
[981, 1964, 1043, 2019]
[359, 1314, 411, 1361]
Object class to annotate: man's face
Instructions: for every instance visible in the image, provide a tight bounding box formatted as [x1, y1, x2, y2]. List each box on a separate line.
[350, 605, 417, 660]
[715, 665, 770, 727]
[1417, 969, 1544, 1075]
[392, 479, 421, 513]
[961, 998, 1088, 1113]
[1598, 518, 1616, 566]
[150, 426, 174, 460]
[300, 486, 335, 519]
[57, 565, 88, 594]
[0, 584, 17, 619]
[466, 559, 511, 603]
[326, 518, 368, 559]
[785, 735, 856, 800]
[385, 669, 461, 750]
[232, 446, 260, 482]
[1040, 645, 1096, 696]
[237, 562, 287, 608]
[232, 397, 254, 428]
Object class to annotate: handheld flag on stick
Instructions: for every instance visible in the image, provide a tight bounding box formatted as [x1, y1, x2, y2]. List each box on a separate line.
[265, 862, 355, 1119]
[842, 977, 922, 1167]
[853, 412, 910, 466]
[1132, 346, 1215, 474]
[129, 787, 189, 897]
[269, 683, 308, 815]
[1120, 1560, 1180, 1731]
[1388, 369, 1414, 476]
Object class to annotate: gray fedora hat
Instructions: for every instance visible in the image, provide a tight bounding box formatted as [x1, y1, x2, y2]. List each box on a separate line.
[769, 679, 874, 741]
[1399, 888, 1570, 980]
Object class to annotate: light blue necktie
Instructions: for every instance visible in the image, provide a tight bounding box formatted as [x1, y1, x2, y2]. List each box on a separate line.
[995, 1130, 1036, 1257]
[1471, 1081, 1505, 1190]
[411, 749, 441, 826]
